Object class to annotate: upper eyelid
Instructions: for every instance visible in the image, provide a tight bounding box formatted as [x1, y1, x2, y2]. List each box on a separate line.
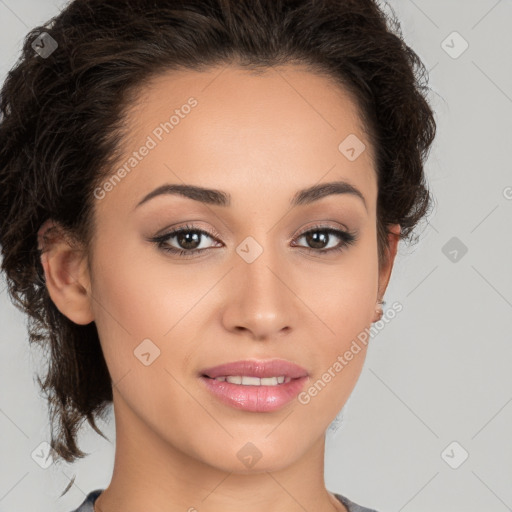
[295, 223, 350, 237]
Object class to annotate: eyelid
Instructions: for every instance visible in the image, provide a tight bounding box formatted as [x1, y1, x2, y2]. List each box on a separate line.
[153, 220, 350, 243]
[293, 221, 351, 239]
[149, 221, 358, 258]
[152, 222, 222, 241]
[290, 223, 358, 252]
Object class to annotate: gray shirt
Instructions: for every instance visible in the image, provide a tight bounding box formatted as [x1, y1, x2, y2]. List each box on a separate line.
[71, 489, 379, 512]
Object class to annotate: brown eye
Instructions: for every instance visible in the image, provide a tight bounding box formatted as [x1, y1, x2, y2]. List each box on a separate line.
[293, 226, 358, 254]
[150, 223, 221, 258]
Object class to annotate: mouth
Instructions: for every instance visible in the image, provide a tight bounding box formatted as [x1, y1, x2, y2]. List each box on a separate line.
[199, 359, 309, 412]
[200, 358, 308, 380]
[201, 374, 295, 385]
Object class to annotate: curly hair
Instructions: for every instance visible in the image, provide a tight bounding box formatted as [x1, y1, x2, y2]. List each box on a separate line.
[0, 0, 436, 467]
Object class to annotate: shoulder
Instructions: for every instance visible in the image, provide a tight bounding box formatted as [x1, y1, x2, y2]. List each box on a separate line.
[69, 489, 103, 512]
[333, 492, 380, 512]
[69, 489, 378, 512]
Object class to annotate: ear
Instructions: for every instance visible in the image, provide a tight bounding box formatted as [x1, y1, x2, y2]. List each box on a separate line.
[37, 219, 94, 325]
[372, 223, 401, 322]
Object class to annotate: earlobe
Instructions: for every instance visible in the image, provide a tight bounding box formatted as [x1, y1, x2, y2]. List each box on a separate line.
[37, 219, 94, 325]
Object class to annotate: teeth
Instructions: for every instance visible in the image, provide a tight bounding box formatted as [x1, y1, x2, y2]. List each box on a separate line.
[214, 375, 291, 385]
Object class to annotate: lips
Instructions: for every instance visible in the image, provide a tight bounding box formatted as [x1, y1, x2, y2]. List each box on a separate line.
[200, 359, 308, 380]
[200, 374, 309, 412]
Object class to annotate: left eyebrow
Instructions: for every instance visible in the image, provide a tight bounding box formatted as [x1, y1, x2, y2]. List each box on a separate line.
[134, 180, 367, 212]
[290, 180, 367, 211]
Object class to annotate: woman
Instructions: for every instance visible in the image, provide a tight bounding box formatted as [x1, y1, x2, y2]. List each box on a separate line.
[0, 0, 436, 511]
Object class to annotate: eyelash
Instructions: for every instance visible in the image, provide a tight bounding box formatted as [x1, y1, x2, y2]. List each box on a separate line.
[150, 223, 358, 259]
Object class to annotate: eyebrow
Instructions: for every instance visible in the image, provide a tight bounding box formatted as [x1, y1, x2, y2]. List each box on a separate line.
[135, 180, 367, 211]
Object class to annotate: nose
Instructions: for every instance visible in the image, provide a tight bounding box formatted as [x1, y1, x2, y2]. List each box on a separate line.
[220, 244, 300, 341]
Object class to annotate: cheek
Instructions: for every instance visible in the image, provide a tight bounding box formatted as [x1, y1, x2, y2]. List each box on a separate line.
[87, 232, 166, 377]
[88, 231, 221, 388]
[90, 231, 188, 334]
[296, 236, 378, 400]
[299, 236, 379, 335]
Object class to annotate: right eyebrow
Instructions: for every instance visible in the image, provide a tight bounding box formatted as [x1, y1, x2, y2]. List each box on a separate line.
[135, 184, 230, 210]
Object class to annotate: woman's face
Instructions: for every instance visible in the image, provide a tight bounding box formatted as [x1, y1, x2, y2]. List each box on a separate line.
[82, 65, 397, 472]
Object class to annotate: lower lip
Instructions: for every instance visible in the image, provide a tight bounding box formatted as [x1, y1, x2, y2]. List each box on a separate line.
[200, 375, 309, 412]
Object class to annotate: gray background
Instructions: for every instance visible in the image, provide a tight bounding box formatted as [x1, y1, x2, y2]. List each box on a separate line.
[1, 1, 511, 511]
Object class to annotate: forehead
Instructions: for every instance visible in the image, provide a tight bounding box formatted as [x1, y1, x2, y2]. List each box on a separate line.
[102, 64, 377, 215]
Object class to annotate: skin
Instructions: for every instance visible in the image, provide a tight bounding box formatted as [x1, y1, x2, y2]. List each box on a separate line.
[38, 64, 399, 512]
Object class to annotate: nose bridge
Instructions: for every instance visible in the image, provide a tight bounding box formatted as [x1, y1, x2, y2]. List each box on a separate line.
[240, 238, 283, 299]
[222, 233, 298, 338]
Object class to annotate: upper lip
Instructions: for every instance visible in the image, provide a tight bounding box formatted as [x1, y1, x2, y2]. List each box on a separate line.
[201, 359, 308, 379]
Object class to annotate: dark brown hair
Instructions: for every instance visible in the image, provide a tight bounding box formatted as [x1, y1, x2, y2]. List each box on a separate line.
[0, 0, 436, 468]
